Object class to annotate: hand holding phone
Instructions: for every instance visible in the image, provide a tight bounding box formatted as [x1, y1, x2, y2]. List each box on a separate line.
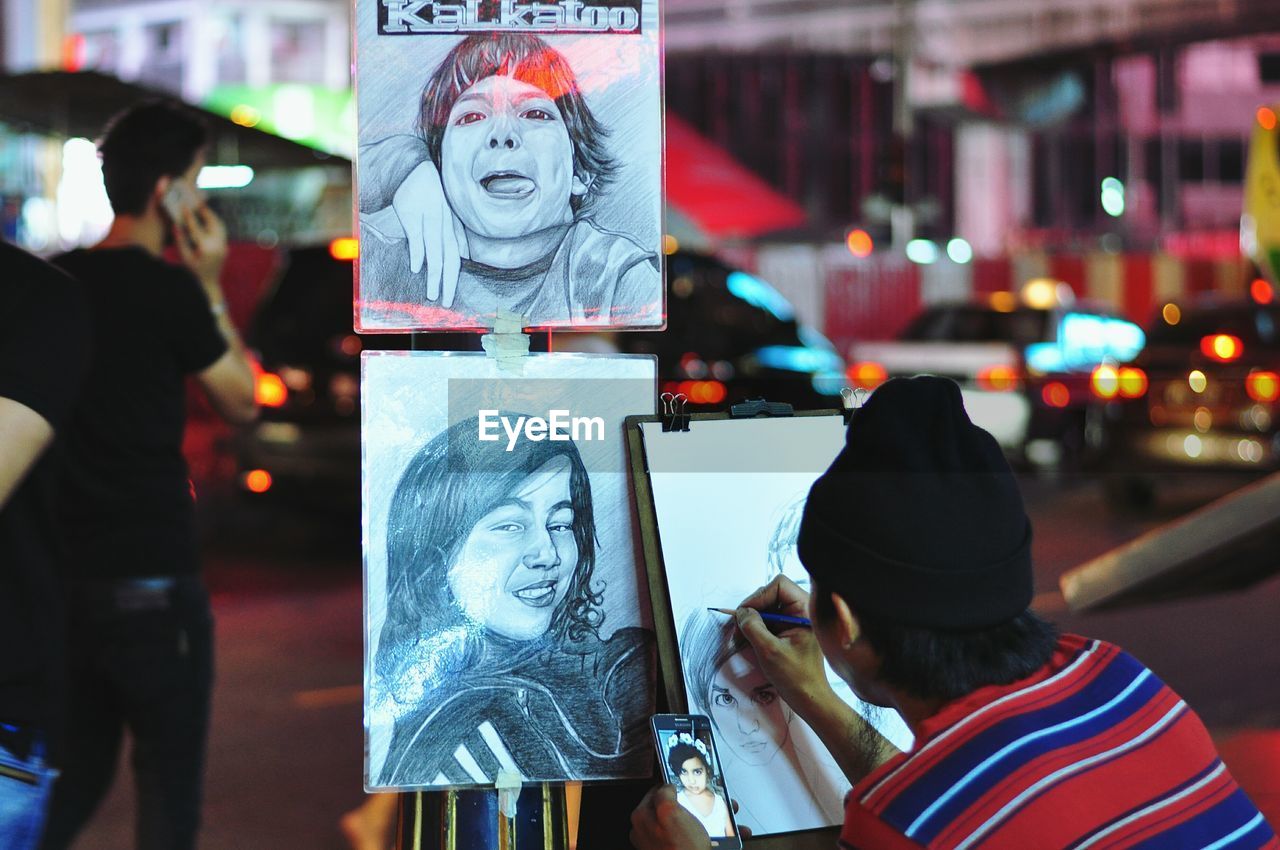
[649, 714, 743, 849]
[162, 179, 200, 223]
[172, 203, 228, 289]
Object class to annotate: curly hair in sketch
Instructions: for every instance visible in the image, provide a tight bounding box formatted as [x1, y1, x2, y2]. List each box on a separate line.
[371, 415, 652, 787]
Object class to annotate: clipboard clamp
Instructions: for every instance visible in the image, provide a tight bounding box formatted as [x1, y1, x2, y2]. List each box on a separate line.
[840, 387, 869, 423]
[729, 399, 794, 418]
[660, 392, 690, 432]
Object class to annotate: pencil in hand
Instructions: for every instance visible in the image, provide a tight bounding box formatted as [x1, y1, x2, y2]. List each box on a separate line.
[707, 607, 811, 628]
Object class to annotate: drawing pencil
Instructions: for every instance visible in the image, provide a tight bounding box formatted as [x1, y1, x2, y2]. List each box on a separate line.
[707, 607, 812, 628]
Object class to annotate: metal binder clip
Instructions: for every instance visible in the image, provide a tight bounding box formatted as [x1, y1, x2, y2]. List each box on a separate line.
[840, 387, 868, 422]
[660, 392, 689, 432]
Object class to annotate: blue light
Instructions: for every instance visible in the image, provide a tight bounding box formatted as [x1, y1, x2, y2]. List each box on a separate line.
[797, 324, 838, 352]
[1025, 342, 1066, 373]
[1058, 313, 1146, 367]
[726, 271, 794, 321]
[755, 345, 843, 373]
[811, 370, 847, 396]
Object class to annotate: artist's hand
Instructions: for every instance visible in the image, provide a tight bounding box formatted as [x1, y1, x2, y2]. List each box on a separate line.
[392, 160, 466, 308]
[630, 786, 711, 850]
[175, 204, 228, 290]
[735, 576, 837, 718]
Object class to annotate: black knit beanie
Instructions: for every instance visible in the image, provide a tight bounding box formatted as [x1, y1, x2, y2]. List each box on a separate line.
[797, 375, 1033, 630]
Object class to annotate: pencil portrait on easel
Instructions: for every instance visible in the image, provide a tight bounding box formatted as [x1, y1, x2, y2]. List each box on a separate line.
[361, 352, 657, 789]
[353, 0, 663, 332]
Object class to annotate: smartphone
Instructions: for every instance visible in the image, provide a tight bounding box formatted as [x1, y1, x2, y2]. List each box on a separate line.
[651, 714, 743, 849]
[161, 179, 200, 221]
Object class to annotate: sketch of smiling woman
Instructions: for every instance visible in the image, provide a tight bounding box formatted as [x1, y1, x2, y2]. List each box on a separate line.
[359, 33, 661, 330]
[372, 416, 653, 786]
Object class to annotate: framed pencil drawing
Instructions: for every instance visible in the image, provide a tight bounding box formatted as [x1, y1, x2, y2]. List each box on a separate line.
[353, 0, 664, 332]
[363, 351, 657, 789]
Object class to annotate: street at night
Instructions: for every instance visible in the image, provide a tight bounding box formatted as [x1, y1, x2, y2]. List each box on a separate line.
[64, 473, 1280, 849]
[6, 0, 1280, 847]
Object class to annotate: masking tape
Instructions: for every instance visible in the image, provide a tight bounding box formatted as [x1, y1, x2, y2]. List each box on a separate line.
[495, 769, 523, 819]
[482, 311, 530, 375]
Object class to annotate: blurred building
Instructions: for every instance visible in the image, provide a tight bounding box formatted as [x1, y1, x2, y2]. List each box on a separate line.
[65, 0, 348, 102]
[659, 0, 1280, 339]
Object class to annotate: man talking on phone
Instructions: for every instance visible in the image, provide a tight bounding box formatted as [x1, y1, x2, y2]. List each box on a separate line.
[43, 100, 257, 850]
[632, 377, 1275, 850]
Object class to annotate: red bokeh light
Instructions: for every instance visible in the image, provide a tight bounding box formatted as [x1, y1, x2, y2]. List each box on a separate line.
[845, 229, 873, 258]
[244, 469, 273, 494]
[1042, 382, 1070, 408]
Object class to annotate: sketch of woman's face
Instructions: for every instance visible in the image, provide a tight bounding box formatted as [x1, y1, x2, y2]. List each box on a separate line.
[445, 456, 578, 641]
[441, 74, 587, 242]
[710, 650, 792, 766]
[678, 756, 709, 795]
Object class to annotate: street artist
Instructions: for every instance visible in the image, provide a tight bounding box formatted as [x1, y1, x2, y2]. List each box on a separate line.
[631, 376, 1276, 850]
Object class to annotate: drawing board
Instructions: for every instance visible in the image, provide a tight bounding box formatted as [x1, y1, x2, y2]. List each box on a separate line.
[627, 413, 916, 839]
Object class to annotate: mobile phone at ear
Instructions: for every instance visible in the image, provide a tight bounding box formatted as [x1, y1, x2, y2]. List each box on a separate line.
[162, 180, 198, 221]
[651, 714, 743, 849]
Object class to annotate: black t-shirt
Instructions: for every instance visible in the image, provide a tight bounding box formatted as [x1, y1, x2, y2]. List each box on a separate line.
[0, 242, 91, 727]
[53, 247, 227, 580]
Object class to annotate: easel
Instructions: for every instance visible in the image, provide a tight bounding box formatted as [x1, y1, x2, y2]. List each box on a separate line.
[394, 786, 570, 850]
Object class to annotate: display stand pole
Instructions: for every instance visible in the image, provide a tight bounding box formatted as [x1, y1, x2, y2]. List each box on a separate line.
[394, 785, 570, 850]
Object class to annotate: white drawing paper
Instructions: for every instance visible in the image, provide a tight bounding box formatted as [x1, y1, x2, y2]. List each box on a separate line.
[363, 352, 657, 789]
[353, 0, 663, 331]
[640, 416, 916, 836]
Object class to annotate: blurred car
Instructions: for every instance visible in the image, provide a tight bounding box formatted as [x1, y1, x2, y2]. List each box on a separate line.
[232, 245, 845, 510]
[612, 251, 847, 410]
[845, 279, 1146, 470]
[1099, 296, 1280, 507]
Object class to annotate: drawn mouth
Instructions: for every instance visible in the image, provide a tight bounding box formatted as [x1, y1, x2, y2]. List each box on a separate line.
[740, 740, 768, 753]
[512, 580, 558, 607]
[480, 171, 535, 198]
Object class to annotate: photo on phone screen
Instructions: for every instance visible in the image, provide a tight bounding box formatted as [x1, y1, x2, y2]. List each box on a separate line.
[651, 714, 743, 849]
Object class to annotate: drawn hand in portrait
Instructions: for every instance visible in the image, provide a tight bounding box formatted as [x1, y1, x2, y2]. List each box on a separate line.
[372, 415, 653, 787]
[392, 160, 467, 308]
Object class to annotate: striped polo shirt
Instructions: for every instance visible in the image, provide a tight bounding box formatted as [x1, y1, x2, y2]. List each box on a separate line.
[840, 634, 1277, 849]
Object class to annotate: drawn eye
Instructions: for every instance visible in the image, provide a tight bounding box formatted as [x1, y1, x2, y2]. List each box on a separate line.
[455, 111, 486, 126]
[753, 688, 778, 706]
[712, 692, 735, 707]
[548, 520, 574, 534]
[522, 107, 555, 121]
[493, 522, 524, 532]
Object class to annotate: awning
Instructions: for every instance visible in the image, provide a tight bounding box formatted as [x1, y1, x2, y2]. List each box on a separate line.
[0, 70, 349, 171]
[664, 113, 806, 241]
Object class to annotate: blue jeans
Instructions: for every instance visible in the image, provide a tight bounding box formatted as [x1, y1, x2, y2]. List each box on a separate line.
[0, 730, 57, 850]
